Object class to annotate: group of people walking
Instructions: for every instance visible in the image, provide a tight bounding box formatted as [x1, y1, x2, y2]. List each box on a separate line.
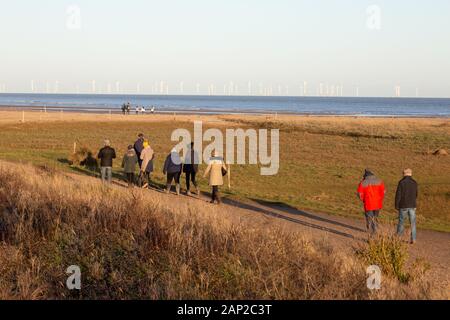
[97, 138, 419, 237]
[357, 168, 419, 244]
[97, 134, 228, 204]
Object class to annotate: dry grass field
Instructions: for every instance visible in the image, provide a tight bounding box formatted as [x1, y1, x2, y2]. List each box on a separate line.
[0, 160, 444, 299]
[0, 111, 449, 232]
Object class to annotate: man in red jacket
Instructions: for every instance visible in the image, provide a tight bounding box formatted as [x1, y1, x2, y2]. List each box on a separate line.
[357, 169, 386, 236]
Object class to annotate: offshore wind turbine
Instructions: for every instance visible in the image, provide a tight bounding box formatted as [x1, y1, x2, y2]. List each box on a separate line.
[228, 81, 234, 96]
[179, 81, 184, 95]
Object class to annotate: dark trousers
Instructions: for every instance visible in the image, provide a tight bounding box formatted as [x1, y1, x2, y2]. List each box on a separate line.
[138, 171, 151, 187]
[365, 210, 379, 235]
[185, 171, 197, 190]
[167, 172, 181, 185]
[125, 172, 135, 185]
[212, 186, 221, 203]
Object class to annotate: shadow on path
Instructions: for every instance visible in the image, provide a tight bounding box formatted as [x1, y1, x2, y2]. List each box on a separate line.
[251, 199, 366, 233]
[220, 198, 368, 241]
[63, 164, 367, 241]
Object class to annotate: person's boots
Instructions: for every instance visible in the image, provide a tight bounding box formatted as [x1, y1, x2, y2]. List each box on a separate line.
[176, 184, 181, 196]
[165, 184, 171, 194]
[215, 191, 222, 204]
[195, 186, 200, 196]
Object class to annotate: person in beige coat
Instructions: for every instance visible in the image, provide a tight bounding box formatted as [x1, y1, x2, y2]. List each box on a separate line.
[203, 151, 228, 204]
[139, 140, 154, 189]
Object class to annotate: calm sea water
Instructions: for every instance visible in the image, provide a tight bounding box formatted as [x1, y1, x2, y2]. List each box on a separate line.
[0, 93, 449, 117]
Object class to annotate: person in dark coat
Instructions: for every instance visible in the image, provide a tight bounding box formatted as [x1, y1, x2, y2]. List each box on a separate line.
[134, 133, 145, 168]
[395, 168, 419, 244]
[163, 148, 182, 195]
[183, 142, 200, 196]
[97, 139, 116, 184]
[121, 145, 138, 187]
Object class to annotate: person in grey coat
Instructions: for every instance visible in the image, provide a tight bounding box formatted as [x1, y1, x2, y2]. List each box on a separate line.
[121, 145, 138, 187]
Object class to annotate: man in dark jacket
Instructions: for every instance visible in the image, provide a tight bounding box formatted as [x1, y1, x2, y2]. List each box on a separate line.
[97, 139, 116, 184]
[183, 142, 200, 196]
[395, 168, 418, 244]
[134, 133, 145, 168]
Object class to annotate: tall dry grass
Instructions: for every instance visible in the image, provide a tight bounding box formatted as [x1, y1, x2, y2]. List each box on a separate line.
[0, 161, 443, 300]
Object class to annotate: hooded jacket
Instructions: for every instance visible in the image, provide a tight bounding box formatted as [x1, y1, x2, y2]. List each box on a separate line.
[122, 149, 138, 173]
[357, 172, 386, 212]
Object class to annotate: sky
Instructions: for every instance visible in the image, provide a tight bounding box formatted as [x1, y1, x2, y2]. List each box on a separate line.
[0, 0, 449, 97]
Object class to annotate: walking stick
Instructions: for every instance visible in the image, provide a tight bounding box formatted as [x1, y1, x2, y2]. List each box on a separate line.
[227, 165, 231, 189]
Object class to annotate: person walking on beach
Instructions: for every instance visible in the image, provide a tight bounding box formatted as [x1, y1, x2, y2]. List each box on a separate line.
[121, 145, 138, 187]
[140, 140, 154, 189]
[395, 169, 418, 244]
[203, 151, 228, 204]
[183, 142, 200, 196]
[134, 133, 145, 168]
[163, 148, 182, 195]
[97, 139, 116, 184]
[357, 169, 386, 236]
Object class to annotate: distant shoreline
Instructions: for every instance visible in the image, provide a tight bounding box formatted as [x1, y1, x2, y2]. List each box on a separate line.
[0, 105, 449, 119]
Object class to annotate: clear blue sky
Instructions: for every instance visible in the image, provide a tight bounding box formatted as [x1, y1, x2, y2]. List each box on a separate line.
[0, 0, 449, 97]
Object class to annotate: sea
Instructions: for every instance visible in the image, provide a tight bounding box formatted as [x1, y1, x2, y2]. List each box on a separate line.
[0, 93, 449, 117]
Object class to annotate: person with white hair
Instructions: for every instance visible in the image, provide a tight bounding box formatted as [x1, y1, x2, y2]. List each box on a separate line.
[163, 147, 182, 195]
[395, 168, 419, 244]
[97, 139, 116, 184]
[203, 151, 228, 204]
